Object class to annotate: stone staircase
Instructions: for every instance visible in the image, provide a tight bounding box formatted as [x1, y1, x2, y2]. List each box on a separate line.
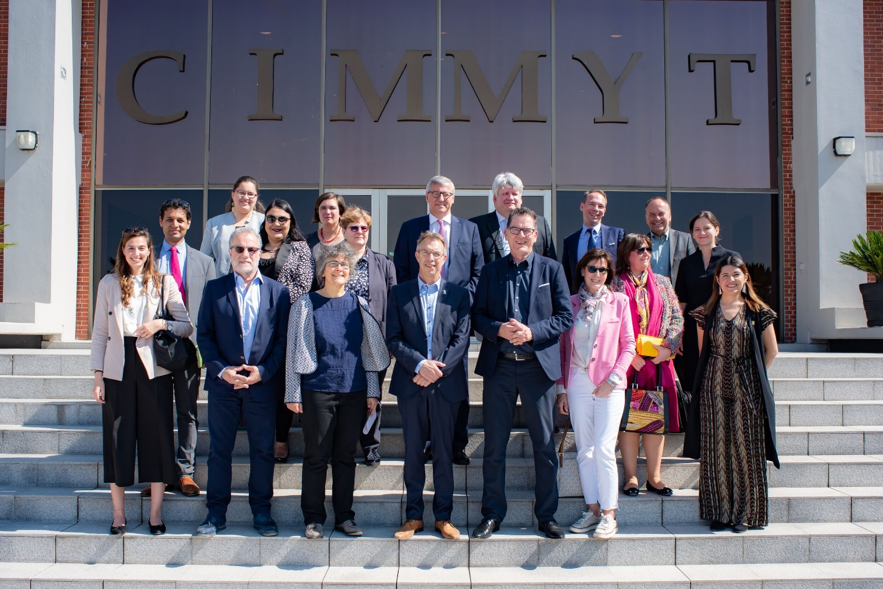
[1, 348, 883, 587]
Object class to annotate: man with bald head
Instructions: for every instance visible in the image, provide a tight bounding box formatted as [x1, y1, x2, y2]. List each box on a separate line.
[644, 196, 695, 286]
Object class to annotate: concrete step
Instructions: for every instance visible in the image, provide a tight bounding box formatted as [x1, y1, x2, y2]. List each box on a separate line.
[0, 521, 881, 568]
[2, 561, 883, 589]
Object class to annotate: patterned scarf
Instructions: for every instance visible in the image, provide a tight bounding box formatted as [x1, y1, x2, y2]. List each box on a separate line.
[577, 284, 607, 323]
[628, 270, 650, 334]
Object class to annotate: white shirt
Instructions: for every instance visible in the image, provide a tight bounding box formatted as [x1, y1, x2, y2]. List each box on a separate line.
[429, 213, 452, 275]
[122, 279, 148, 337]
[495, 211, 510, 256]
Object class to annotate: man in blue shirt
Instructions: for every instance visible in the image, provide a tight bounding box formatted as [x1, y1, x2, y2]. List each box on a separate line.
[560, 190, 625, 293]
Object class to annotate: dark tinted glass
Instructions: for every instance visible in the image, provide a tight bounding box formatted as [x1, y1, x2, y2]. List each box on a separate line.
[555, 190, 660, 255]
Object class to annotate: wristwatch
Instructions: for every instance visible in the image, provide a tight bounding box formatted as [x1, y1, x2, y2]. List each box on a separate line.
[605, 373, 623, 388]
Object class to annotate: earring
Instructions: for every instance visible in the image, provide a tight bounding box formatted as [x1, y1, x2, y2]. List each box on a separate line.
[718, 286, 722, 295]
[742, 285, 747, 295]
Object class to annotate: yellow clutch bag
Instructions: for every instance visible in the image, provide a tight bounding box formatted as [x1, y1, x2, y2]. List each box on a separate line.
[636, 335, 664, 357]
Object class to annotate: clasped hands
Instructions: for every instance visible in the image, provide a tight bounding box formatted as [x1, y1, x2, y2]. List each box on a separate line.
[221, 365, 262, 390]
[413, 360, 446, 387]
[497, 319, 533, 346]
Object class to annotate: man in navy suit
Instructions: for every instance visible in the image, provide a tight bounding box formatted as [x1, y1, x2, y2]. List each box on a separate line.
[393, 175, 483, 466]
[195, 227, 291, 537]
[561, 189, 624, 293]
[386, 231, 471, 541]
[471, 207, 574, 540]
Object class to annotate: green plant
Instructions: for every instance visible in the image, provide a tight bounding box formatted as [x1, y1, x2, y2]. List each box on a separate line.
[838, 231, 883, 281]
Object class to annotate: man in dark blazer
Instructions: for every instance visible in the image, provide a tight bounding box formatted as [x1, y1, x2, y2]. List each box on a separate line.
[645, 196, 696, 286]
[561, 189, 624, 293]
[471, 207, 574, 541]
[393, 175, 484, 466]
[386, 231, 471, 541]
[195, 227, 291, 537]
[148, 199, 217, 499]
[470, 172, 556, 264]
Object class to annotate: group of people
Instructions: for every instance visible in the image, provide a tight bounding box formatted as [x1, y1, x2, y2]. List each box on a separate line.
[89, 172, 779, 543]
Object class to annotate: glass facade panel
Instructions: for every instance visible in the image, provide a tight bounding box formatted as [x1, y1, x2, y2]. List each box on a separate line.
[555, 190, 660, 256]
[387, 196, 428, 260]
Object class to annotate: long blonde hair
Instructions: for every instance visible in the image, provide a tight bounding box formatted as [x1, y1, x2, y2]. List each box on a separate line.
[114, 227, 162, 307]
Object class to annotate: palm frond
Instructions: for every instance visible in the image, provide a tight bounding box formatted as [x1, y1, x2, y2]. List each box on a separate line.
[838, 231, 883, 280]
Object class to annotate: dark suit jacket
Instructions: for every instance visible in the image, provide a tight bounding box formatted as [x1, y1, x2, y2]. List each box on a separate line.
[197, 273, 292, 402]
[365, 249, 397, 336]
[472, 254, 574, 384]
[561, 224, 625, 294]
[393, 215, 484, 295]
[470, 211, 557, 264]
[647, 229, 696, 287]
[386, 279, 471, 404]
[155, 244, 217, 346]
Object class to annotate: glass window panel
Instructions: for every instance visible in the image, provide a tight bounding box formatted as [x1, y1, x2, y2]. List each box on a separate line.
[208, 0, 321, 185]
[555, 0, 665, 187]
[453, 194, 491, 224]
[555, 190, 660, 256]
[97, 1, 208, 186]
[440, 0, 552, 186]
[207, 188, 322, 232]
[387, 196, 429, 259]
[324, 0, 436, 186]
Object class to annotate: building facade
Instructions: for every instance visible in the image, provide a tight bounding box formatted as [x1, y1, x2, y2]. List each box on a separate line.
[0, 0, 879, 345]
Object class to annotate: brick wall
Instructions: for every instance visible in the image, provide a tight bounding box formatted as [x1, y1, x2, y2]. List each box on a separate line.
[76, 1, 95, 339]
[869, 192, 883, 283]
[866, 0, 883, 133]
[781, 0, 796, 342]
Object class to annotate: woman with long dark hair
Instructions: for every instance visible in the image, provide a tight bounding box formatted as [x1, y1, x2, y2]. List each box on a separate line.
[684, 256, 778, 533]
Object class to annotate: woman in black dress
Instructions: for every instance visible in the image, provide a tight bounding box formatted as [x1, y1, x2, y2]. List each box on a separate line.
[673, 211, 740, 395]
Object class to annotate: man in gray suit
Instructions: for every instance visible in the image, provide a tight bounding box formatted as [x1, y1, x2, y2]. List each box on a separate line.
[645, 196, 695, 286]
[147, 198, 217, 497]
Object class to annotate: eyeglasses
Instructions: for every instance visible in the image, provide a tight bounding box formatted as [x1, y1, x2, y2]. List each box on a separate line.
[585, 266, 609, 274]
[266, 215, 290, 224]
[234, 190, 258, 200]
[122, 226, 149, 235]
[418, 250, 445, 259]
[348, 225, 370, 233]
[427, 190, 454, 200]
[507, 227, 536, 236]
[635, 247, 652, 254]
[231, 246, 260, 255]
[327, 261, 350, 269]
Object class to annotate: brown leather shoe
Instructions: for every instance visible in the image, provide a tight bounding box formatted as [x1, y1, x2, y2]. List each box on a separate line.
[435, 520, 460, 539]
[140, 484, 173, 497]
[394, 519, 424, 539]
[179, 476, 200, 497]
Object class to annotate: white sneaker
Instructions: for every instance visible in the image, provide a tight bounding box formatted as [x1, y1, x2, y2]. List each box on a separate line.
[593, 513, 618, 539]
[569, 510, 602, 534]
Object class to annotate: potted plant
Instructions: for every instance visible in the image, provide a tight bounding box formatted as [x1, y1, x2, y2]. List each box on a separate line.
[838, 231, 883, 327]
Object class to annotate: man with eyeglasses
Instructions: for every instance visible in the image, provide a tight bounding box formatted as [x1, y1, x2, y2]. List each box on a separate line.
[393, 175, 484, 466]
[561, 189, 624, 294]
[195, 227, 291, 538]
[471, 207, 574, 541]
[140, 199, 216, 500]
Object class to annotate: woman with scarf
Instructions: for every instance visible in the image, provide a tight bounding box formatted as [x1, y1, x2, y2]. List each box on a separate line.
[612, 233, 684, 497]
[556, 249, 635, 539]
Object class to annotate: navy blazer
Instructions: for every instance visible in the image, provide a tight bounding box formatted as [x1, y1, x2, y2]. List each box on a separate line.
[197, 273, 292, 402]
[385, 279, 471, 404]
[393, 215, 484, 295]
[472, 254, 574, 384]
[561, 224, 625, 294]
[470, 211, 557, 264]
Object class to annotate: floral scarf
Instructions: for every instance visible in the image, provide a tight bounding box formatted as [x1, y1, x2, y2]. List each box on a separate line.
[577, 284, 608, 323]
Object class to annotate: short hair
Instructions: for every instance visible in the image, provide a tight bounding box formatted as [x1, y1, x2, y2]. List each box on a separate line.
[314, 241, 359, 288]
[575, 249, 615, 286]
[507, 206, 537, 227]
[159, 198, 192, 221]
[311, 192, 347, 225]
[583, 189, 608, 203]
[228, 226, 262, 249]
[426, 175, 455, 193]
[688, 210, 721, 233]
[615, 233, 652, 276]
[644, 196, 669, 210]
[492, 172, 524, 196]
[340, 206, 372, 229]
[416, 230, 447, 250]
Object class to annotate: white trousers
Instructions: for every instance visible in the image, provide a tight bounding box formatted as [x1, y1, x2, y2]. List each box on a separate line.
[566, 369, 625, 511]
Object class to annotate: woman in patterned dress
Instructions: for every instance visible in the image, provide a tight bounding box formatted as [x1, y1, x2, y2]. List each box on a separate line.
[684, 256, 779, 532]
[611, 234, 684, 497]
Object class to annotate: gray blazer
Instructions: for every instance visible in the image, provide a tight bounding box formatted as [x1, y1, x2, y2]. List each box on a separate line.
[648, 229, 696, 286]
[285, 293, 391, 404]
[156, 244, 216, 345]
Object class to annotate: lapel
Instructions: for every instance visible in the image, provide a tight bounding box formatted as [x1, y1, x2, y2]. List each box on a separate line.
[432, 279, 447, 339]
[498, 257, 511, 318]
[225, 274, 244, 335]
[599, 224, 609, 250]
[249, 278, 271, 361]
[112, 277, 125, 335]
[527, 254, 543, 319]
[409, 280, 426, 335]
[184, 244, 195, 288]
[485, 213, 502, 257]
[141, 276, 161, 325]
[668, 231, 677, 268]
[448, 216, 461, 259]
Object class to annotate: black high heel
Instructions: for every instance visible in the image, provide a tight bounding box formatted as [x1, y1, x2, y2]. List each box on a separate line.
[149, 520, 166, 535]
[110, 517, 127, 536]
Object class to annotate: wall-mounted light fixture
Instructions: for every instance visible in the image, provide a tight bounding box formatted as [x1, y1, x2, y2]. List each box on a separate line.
[833, 136, 856, 157]
[15, 130, 38, 151]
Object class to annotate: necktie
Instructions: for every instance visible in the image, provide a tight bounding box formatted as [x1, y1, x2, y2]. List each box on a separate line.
[437, 221, 447, 280]
[587, 228, 597, 251]
[170, 246, 185, 304]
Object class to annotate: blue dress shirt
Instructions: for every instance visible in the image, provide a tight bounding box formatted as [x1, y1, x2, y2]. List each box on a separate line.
[234, 271, 263, 364]
[577, 224, 601, 262]
[649, 230, 672, 279]
[157, 240, 187, 278]
[415, 276, 442, 373]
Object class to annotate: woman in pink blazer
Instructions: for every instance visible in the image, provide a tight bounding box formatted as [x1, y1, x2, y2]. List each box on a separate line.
[556, 249, 635, 540]
[90, 227, 193, 536]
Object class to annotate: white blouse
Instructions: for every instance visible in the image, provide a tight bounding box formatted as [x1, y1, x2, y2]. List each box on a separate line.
[122, 279, 147, 337]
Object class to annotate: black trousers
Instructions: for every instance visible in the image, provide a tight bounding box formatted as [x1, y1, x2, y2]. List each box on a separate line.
[301, 388, 366, 526]
[429, 358, 470, 453]
[481, 356, 559, 523]
[102, 337, 177, 487]
[170, 352, 200, 478]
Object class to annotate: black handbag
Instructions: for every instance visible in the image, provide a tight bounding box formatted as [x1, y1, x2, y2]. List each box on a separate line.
[153, 276, 193, 372]
[675, 376, 691, 434]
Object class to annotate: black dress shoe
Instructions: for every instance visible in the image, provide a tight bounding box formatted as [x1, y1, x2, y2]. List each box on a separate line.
[110, 518, 127, 536]
[471, 518, 499, 539]
[149, 520, 166, 535]
[254, 515, 279, 537]
[538, 520, 565, 539]
[710, 520, 729, 531]
[645, 481, 673, 496]
[732, 522, 748, 533]
[452, 449, 471, 466]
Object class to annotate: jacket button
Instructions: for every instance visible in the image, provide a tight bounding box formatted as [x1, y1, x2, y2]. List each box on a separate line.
[591, 358, 595, 362]
[108, 312, 112, 316]
[593, 343, 597, 348]
[107, 337, 111, 341]
[240, 356, 245, 360]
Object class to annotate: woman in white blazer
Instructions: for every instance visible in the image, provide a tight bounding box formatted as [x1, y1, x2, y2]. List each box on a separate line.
[91, 227, 193, 536]
[200, 175, 266, 276]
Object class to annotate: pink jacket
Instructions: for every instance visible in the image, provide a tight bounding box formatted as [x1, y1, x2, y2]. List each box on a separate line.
[557, 290, 636, 390]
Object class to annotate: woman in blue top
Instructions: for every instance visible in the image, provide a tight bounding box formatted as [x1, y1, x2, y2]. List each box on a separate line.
[285, 242, 390, 540]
